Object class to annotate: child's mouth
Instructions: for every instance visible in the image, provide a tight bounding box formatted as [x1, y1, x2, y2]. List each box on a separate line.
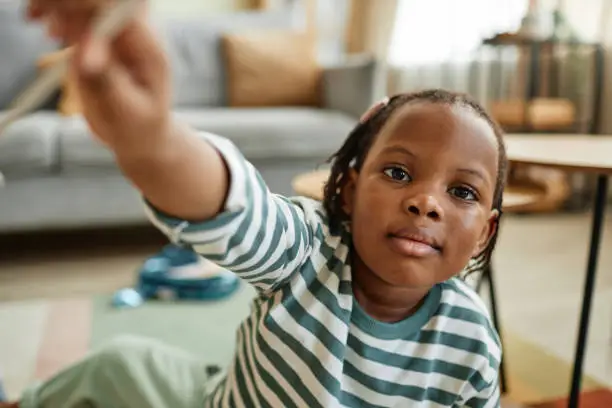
[387, 234, 441, 258]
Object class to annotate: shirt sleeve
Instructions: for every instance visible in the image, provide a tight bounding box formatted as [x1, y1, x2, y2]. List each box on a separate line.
[143, 131, 321, 293]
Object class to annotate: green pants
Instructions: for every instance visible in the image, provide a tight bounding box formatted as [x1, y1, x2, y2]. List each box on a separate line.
[20, 335, 218, 408]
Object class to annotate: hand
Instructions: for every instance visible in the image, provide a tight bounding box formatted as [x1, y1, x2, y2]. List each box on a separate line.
[27, 0, 173, 158]
[27, 0, 231, 223]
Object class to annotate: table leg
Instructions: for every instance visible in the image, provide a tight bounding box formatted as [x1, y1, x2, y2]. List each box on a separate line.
[568, 174, 609, 408]
[485, 264, 508, 394]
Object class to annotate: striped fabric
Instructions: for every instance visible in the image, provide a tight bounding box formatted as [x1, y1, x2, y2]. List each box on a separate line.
[145, 133, 502, 407]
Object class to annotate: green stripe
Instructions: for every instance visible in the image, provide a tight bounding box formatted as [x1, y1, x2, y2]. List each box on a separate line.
[339, 280, 352, 295]
[265, 316, 339, 406]
[340, 391, 388, 408]
[435, 301, 501, 372]
[343, 360, 458, 406]
[227, 174, 288, 269]
[145, 197, 242, 237]
[205, 165, 261, 263]
[233, 325, 258, 407]
[436, 302, 489, 325]
[291, 261, 351, 317]
[347, 333, 488, 390]
[240, 195, 312, 281]
[243, 305, 296, 407]
[465, 384, 497, 407]
[227, 391, 236, 407]
[256, 322, 324, 408]
[418, 330, 499, 368]
[280, 285, 347, 361]
[240, 323, 274, 407]
[443, 280, 502, 349]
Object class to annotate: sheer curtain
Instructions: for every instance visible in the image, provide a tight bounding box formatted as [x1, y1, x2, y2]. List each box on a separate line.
[387, 0, 528, 100]
[315, 0, 350, 63]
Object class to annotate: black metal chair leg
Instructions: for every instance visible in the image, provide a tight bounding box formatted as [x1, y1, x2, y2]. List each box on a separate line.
[484, 264, 508, 394]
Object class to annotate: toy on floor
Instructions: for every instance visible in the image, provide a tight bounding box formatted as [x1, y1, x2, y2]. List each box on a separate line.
[112, 245, 240, 309]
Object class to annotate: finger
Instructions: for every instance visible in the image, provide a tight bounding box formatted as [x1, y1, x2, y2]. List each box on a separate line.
[112, 15, 168, 90]
[73, 36, 138, 118]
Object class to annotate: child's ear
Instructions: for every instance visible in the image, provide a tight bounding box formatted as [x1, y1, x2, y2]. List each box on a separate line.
[473, 209, 499, 258]
[340, 168, 359, 216]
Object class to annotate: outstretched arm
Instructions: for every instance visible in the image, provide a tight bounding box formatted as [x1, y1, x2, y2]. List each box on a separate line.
[142, 131, 321, 293]
[115, 121, 231, 223]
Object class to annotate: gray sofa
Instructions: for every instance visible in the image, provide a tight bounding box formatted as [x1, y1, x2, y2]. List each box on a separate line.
[0, 5, 378, 234]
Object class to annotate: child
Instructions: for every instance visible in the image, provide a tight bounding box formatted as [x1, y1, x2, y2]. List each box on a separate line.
[5, 2, 507, 407]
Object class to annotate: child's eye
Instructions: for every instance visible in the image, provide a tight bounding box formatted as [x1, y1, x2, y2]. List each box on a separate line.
[383, 166, 411, 182]
[449, 186, 478, 201]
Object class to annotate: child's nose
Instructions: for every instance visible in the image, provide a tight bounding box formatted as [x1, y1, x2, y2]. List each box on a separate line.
[404, 193, 444, 220]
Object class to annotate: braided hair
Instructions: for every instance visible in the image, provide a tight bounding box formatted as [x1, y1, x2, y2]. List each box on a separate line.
[322, 89, 508, 277]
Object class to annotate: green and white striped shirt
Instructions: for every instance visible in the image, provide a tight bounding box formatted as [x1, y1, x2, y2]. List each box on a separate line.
[145, 133, 502, 407]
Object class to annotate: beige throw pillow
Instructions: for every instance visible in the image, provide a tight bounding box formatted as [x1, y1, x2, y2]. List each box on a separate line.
[221, 30, 322, 107]
[37, 47, 82, 116]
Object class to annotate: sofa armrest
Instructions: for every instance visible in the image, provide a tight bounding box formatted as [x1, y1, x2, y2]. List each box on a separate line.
[321, 54, 383, 119]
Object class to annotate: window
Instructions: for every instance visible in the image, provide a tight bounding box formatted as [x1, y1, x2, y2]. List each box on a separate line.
[389, 0, 528, 65]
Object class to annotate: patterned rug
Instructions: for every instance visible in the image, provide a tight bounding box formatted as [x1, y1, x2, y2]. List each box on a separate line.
[1, 289, 611, 406]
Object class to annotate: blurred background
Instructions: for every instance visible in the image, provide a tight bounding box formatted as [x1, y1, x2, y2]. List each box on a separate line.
[1, 1, 612, 407]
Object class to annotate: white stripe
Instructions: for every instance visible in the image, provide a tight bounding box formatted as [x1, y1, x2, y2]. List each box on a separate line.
[235, 320, 261, 406]
[482, 383, 500, 408]
[344, 347, 479, 397]
[199, 132, 249, 213]
[349, 323, 492, 371]
[259, 312, 337, 406]
[449, 278, 494, 320]
[194, 174, 312, 285]
[271, 301, 344, 375]
[427, 315, 501, 368]
[441, 284, 490, 316]
[222, 366, 238, 407]
[194, 160, 266, 262]
[289, 260, 349, 326]
[231, 196, 310, 275]
[244, 294, 309, 407]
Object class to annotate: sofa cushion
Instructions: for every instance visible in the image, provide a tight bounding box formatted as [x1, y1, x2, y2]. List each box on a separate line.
[174, 108, 355, 159]
[154, 9, 297, 108]
[56, 108, 356, 169]
[0, 2, 60, 110]
[0, 112, 61, 175]
[57, 117, 116, 171]
[222, 30, 322, 107]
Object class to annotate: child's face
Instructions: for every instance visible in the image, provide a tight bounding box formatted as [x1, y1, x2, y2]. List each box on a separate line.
[343, 102, 499, 289]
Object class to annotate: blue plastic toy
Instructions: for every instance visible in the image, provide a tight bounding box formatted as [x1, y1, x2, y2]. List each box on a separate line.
[112, 244, 240, 309]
